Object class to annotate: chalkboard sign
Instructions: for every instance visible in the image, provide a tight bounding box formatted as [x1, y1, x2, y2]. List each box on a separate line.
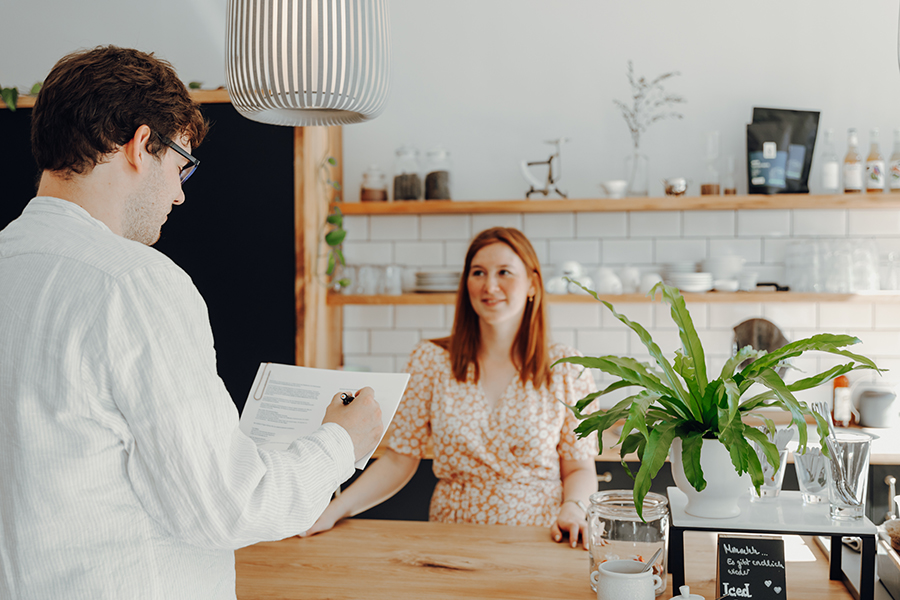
[716, 534, 787, 599]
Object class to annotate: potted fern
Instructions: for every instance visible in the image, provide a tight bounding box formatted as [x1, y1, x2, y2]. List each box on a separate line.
[555, 282, 882, 519]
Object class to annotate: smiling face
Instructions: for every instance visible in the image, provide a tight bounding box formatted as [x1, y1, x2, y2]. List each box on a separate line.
[121, 134, 189, 245]
[466, 242, 536, 329]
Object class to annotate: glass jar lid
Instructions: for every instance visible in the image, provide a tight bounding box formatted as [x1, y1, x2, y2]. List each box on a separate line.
[588, 489, 668, 521]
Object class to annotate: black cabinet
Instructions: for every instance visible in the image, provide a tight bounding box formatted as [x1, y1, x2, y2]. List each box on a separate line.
[0, 104, 296, 414]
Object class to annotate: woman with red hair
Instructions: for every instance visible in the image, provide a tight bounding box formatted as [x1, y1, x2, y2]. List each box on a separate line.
[304, 227, 598, 548]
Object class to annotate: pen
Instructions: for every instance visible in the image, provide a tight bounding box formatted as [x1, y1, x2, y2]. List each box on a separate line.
[340, 392, 355, 405]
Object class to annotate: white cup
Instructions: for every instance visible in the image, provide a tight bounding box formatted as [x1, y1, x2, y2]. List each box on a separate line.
[591, 560, 662, 600]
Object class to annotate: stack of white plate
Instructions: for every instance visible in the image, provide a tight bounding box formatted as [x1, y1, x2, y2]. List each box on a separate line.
[665, 272, 714, 293]
[415, 269, 461, 292]
[664, 262, 698, 279]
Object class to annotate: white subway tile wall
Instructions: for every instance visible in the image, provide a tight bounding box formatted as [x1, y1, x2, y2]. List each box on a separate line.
[340, 209, 900, 406]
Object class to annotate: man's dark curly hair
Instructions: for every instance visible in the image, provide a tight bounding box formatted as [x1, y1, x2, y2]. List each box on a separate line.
[32, 45, 208, 176]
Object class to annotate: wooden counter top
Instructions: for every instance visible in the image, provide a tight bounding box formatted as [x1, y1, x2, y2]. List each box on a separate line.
[234, 519, 855, 599]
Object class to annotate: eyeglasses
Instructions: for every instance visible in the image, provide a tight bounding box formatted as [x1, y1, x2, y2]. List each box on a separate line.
[156, 132, 200, 184]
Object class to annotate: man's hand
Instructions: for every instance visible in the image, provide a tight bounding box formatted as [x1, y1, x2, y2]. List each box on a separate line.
[322, 387, 383, 462]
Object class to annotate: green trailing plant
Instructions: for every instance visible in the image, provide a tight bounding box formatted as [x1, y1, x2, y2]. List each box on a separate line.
[321, 156, 348, 288]
[0, 82, 43, 111]
[1, 86, 18, 111]
[554, 281, 882, 519]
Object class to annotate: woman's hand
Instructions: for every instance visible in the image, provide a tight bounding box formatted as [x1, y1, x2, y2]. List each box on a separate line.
[551, 501, 588, 550]
[298, 502, 343, 537]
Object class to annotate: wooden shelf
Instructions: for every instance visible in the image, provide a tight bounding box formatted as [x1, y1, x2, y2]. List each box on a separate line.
[336, 194, 900, 215]
[1, 88, 231, 110]
[329, 291, 900, 305]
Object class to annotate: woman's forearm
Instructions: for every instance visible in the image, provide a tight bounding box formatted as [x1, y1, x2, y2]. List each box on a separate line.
[560, 458, 598, 507]
[330, 449, 421, 519]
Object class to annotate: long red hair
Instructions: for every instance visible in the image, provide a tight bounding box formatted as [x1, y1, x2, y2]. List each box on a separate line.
[431, 227, 550, 388]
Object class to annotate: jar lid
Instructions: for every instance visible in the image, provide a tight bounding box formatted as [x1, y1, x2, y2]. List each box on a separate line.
[396, 145, 419, 157]
[427, 146, 450, 159]
[589, 489, 668, 520]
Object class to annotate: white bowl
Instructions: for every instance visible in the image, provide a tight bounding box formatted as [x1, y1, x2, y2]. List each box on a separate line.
[601, 180, 628, 199]
[714, 279, 739, 292]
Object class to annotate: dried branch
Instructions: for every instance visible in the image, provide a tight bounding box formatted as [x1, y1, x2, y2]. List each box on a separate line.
[614, 60, 686, 150]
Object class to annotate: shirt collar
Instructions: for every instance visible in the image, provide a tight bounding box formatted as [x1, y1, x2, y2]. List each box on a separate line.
[24, 197, 114, 235]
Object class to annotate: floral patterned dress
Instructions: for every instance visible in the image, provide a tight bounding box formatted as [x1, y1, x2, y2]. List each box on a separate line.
[388, 340, 597, 526]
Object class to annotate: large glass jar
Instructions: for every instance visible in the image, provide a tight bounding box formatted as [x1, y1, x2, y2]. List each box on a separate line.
[393, 145, 422, 201]
[360, 164, 388, 202]
[587, 490, 668, 597]
[424, 146, 452, 200]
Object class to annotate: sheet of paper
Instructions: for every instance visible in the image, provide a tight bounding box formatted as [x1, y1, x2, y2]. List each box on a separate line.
[239, 363, 410, 469]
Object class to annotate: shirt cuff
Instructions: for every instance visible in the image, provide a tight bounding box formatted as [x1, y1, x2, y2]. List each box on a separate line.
[317, 422, 357, 482]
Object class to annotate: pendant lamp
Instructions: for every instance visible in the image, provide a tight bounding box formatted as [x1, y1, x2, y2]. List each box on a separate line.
[226, 0, 391, 127]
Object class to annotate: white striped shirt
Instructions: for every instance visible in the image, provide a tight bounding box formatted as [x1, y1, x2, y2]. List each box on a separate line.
[0, 197, 355, 599]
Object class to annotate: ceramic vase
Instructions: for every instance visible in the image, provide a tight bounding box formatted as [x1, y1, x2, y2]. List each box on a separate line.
[670, 437, 749, 518]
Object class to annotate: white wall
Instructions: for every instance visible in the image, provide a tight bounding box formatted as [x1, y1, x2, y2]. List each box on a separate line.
[4, 1, 900, 399]
[3, 1, 900, 199]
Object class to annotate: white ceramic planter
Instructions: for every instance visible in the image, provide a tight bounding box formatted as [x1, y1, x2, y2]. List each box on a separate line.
[670, 437, 750, 518]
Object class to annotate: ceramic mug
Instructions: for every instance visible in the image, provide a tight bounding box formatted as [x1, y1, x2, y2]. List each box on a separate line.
[590, 560, 661, 600]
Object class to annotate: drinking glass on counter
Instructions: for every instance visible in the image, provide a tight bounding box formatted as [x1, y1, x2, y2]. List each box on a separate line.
[794, 445, 828, 505]
[587, 490, 668, 597]
[748, 444, 788, 502]
[826, 431, 872, 520]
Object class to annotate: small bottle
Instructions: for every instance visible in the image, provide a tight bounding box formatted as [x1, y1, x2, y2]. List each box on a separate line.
[360, 165, 388, 202]
[820, 128, 840, 194]
[723, 155, 737, 195]
[392, 146, 422, 201]
[866, 127, 885, 193]
[889, 127, 900, 192]
[843, 128, 863, 193]
[701, 131, 720, 195]
[831, 375, 855, 428]
[423, 146, 452, 200]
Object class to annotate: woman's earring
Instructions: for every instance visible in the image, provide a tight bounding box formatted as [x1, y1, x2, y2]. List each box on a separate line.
[527, 295, 534, 302]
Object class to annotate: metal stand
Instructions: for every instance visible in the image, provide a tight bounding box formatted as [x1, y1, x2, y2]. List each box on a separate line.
[666, 487, 877, 600]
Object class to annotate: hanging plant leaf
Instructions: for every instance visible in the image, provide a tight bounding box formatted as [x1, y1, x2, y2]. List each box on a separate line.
[325, 229, 346, 247]
[1, 87, 18, 111]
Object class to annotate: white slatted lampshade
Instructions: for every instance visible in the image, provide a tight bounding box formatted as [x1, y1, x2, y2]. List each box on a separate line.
[226, 0, 391, 127]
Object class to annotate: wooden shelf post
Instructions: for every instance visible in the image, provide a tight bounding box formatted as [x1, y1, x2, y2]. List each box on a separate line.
[295, 126, 343, 369]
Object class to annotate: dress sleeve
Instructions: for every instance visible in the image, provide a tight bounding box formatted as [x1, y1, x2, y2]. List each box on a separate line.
[387, 341, 436, 458]
[554, 346, 600, 461]
[94, 263, 356, 550]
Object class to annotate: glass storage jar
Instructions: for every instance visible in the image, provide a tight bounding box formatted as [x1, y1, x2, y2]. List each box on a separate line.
[393, 145, 422, 201]
[587, 490, 668, 597]
[424, 146, 452, 200]
[360, 164, 388, 202]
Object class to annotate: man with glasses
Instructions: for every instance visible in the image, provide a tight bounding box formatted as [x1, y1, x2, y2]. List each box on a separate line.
[0, 46, 383, 599]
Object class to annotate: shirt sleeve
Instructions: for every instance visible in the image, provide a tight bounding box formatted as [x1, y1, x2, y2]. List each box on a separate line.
[387, 341, 436, 458]
[91, 263, 356, 550]
[554, 346, 600, 461]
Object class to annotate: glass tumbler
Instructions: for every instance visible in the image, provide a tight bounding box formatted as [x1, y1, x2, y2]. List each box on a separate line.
[794, 445, 828, 505]
[587, 490, 668, 597]
[826, 431, 872, 520]
[749, 445, 788, 502]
